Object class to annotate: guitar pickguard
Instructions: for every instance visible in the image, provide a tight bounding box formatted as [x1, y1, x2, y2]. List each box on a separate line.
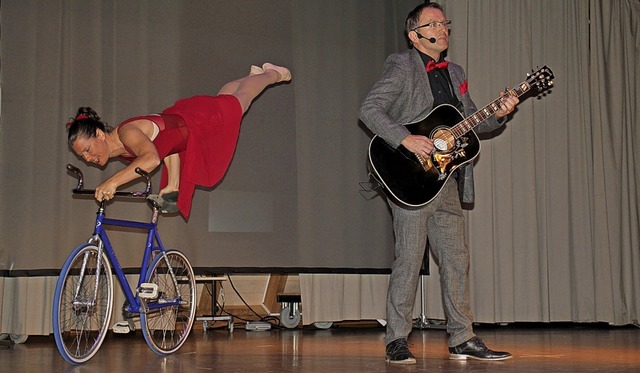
[432, 135, 471, 179]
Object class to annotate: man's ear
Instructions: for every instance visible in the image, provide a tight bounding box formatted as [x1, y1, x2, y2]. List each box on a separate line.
[408, 30, 420, 44]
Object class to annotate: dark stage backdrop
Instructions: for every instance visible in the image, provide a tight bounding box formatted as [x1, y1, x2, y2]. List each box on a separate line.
[0, 0, 417, 272]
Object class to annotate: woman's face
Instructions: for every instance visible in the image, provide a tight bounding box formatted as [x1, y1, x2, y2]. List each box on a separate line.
[71, 129, 110, 167]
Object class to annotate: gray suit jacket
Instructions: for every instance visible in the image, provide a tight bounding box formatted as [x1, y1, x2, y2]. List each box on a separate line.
[359, 48, 504, 205]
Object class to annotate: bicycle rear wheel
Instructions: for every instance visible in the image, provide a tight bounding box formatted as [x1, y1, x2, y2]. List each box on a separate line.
[140, 250, 196, 355]
[52, 244, 113, 364]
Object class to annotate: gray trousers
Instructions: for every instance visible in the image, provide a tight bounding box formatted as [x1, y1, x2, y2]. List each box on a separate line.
[384, 180, 476, 347]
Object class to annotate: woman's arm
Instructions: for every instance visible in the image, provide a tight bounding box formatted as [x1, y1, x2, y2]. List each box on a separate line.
[95, 124, 161, 201]
[159, 153, 180, 196]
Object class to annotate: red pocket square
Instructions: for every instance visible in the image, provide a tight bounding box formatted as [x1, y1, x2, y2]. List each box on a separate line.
[460, 79, 468, 95]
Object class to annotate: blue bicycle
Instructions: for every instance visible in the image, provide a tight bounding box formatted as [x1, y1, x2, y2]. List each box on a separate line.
[52, 164, 196, 364]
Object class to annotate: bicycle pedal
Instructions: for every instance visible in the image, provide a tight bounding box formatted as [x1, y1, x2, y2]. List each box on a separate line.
[112, 321, 132, 334]
[137, 283, 159, 299]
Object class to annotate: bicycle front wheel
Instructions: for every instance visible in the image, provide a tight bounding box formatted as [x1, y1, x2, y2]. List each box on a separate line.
[140, 250, 196, 355]
[52, 244, 113, 364]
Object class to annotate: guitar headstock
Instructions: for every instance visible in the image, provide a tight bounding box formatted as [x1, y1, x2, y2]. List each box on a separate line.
[526, 65, 554, 93]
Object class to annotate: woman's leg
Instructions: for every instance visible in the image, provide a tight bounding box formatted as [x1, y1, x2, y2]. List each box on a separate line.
[218, 63, 291, 113]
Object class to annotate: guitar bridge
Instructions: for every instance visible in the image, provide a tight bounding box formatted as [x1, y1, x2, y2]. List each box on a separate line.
[432, 139, 469, 180]
[415, 154, 432, 172]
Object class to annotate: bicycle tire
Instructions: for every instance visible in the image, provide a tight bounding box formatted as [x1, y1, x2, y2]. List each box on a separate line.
[140, 250, 196, 355]
[52, 244, 113, 364]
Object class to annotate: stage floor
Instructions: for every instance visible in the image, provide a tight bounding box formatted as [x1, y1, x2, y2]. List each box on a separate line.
[1, 322, 639, 372]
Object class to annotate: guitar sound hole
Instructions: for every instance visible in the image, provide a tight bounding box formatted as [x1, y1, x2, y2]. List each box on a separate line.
[432, 128, 455, 151]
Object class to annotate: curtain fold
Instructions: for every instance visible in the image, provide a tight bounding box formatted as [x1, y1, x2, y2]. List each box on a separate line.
[0, 1, 638, 334]
[296, 0, 639, 326]
[589, 0, 640, 324]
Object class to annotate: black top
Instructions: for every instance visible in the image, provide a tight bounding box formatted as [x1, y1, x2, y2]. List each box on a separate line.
[417, 50, 462, 110]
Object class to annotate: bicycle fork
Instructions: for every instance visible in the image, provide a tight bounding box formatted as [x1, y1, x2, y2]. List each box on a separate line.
[72, 238, 104, 314]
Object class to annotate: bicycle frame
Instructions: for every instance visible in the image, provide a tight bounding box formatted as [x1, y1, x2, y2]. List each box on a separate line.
[90, 204, 183, 315]
[55, 164, 196, 364]
[66, 164, 182, 315]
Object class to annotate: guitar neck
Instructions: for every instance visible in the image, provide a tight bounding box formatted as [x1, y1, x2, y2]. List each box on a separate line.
[451, 81, 530, 138]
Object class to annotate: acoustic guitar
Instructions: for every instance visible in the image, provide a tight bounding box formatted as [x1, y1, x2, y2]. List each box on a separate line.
[368, 65, 554, 208]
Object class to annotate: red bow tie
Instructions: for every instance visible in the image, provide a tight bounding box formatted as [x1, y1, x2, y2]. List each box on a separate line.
[426, 60, 449, 72]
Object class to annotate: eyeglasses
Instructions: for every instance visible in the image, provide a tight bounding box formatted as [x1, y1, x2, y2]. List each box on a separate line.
[413, 20, 451, 31]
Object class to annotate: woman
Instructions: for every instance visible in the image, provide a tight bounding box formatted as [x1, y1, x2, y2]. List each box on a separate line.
[67, 63, 291, 218]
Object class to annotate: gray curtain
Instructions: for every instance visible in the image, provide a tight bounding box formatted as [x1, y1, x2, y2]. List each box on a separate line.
[297, 0, 640, 326]
[0, 0, 299, 270]
[433, 0, 639, 325]
[1, 0, 638, 332]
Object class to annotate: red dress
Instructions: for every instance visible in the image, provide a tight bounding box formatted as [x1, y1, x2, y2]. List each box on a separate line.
[118, 94, 243, 218]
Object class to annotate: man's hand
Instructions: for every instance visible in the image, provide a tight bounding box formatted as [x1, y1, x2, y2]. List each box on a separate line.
[495, 93, 519, 118]
[401, 135, 435, 158]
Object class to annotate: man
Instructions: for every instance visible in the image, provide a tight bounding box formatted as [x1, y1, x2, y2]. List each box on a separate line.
[359, 2, 519, 365]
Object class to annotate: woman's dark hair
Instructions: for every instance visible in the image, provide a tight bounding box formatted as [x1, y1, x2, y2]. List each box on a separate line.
[405, 2, 445, 37]
[66, 107, 113, 146]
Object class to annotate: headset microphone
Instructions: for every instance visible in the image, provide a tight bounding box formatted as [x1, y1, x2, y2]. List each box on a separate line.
[416, 32, 437, 43]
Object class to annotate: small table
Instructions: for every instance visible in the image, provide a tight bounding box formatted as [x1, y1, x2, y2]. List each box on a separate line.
[195, 276, 234, 332]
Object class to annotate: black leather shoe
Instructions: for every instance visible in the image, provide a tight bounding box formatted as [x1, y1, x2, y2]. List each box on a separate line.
[449, 337, 512, 361]
[385, 338, 416, 365]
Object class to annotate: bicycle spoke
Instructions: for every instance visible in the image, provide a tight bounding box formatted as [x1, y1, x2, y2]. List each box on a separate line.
[53, 245, 113, 364]
[141, 250, 195, 355]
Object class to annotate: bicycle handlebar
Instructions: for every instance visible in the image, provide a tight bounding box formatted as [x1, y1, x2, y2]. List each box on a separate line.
[67, 164, 152, 197]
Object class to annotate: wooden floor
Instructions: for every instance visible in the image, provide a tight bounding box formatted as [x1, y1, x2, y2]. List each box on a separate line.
[1, 322, 639, 372]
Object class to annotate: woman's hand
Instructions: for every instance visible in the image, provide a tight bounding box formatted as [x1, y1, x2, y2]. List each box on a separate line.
[159, 186, 179, 196]
[160, 154, 180, 197]
[95, 180, 118, 201]
[94, 120, 161, 202]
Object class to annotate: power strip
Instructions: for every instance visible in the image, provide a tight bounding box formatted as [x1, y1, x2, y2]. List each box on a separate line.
[245, 321, 272, 331]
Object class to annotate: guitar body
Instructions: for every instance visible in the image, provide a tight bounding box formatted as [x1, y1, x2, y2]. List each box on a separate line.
[368, 104, 480, 208]
[366, 65, 554, 208]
